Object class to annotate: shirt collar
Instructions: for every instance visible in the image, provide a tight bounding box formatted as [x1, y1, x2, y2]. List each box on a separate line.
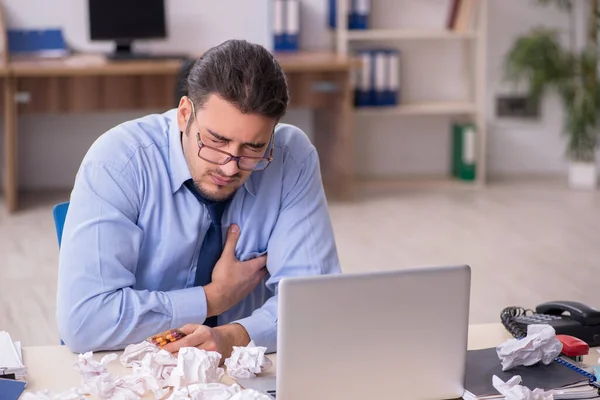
[167, 109, 256, 197]
[167, 109, 192, 194]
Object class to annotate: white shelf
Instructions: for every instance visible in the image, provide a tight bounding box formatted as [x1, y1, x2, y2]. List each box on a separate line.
[332, 0, 488, 185]
[355, 102, 477, 116]
[346, 29, 477, 41]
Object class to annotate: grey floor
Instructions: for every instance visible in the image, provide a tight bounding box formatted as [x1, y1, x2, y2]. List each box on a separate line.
[1, 180, 599, 347]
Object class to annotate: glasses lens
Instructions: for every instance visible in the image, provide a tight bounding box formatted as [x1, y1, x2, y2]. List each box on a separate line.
[199, 147, 230, 164]
[239, 158, 270, 171]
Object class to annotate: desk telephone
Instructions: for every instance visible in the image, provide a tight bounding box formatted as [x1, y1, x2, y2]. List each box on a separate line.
[503, 301, 600, 347]
[501, 301, 600, 392]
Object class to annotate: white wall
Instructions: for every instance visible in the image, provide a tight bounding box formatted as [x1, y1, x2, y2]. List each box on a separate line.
[485, 0, 573, 177]
[0, 0, 579, 189]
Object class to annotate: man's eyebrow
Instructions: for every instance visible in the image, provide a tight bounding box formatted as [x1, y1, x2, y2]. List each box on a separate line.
[206, 128, 267, 149]
[206, 129, 231, 142]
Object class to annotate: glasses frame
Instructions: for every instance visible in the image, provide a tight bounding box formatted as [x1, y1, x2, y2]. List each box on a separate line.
[187, 96, 274, 172]
[195, 131, 274, 172]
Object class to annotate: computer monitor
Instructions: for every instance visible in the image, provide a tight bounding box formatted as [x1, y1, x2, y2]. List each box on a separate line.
[88, 0, 167, 59]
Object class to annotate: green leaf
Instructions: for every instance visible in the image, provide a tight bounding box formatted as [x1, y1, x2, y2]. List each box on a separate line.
[504, 29, 572, 103]
[504, 23, 600, 162]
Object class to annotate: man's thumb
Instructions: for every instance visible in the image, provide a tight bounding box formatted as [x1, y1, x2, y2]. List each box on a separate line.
[223, 224, 240, 256]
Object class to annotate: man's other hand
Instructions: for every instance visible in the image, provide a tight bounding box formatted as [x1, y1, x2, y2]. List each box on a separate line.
[204, 224, 267, 317]
[162, 323, 251, 362]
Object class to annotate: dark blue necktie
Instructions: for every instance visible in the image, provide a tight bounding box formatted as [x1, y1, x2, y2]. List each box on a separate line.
[184, 180, 229, 327]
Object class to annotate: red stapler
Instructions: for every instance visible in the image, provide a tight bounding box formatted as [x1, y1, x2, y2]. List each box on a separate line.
[557, 334, 589, 362]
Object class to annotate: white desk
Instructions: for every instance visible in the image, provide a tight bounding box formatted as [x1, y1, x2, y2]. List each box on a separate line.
[19, 323, 600, 398]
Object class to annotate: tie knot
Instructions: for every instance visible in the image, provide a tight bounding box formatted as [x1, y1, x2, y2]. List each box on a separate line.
[184, 180, 229, 226]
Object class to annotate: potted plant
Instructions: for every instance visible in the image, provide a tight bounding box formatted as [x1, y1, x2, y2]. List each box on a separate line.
[504, 0, 600, 189]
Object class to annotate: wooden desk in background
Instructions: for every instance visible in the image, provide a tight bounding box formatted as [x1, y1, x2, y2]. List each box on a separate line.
[2, 52, 359, 213]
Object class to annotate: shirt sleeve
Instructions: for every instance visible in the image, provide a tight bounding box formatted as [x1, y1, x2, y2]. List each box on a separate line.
[233, 148, 342, 352]
[56, 160, 208, 353]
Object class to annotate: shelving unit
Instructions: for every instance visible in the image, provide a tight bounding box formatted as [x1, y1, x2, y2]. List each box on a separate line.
[346, 28, 478, 42]
[355, 101, 477, 116]
[332, 0, 488, 187]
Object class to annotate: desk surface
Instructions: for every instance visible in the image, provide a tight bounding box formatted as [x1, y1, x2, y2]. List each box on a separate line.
[8, 51, 360, 77]
[21, 323, 598, 398]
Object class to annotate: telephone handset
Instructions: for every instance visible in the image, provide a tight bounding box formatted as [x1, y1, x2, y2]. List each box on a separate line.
[510, 301, 600, 347]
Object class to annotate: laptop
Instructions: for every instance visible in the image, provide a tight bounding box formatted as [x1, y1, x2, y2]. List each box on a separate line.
[235, 265, 471, 400]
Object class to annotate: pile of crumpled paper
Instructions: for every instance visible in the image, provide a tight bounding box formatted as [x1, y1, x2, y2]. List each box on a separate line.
[21, 340, 273, 400]
[492, 324, 566, 400]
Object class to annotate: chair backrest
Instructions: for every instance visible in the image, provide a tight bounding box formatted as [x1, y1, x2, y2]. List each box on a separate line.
[53, 201, 69, 345]
[52, 201, 69, 248]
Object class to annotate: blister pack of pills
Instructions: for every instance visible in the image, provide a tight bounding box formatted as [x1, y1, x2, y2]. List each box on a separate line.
[146, 328, 187, 348]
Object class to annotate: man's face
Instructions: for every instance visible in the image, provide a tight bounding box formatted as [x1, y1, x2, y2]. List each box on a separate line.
[177, 94, 276, 202]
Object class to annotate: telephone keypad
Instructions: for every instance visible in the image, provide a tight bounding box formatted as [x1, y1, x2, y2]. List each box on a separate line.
[516, 314, 563, 324]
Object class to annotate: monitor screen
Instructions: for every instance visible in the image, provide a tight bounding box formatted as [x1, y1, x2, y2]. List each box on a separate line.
[88, 0, 166, 41]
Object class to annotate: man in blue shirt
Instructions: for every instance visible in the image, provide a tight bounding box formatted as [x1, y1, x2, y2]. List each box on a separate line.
[56, 39, 341, 358]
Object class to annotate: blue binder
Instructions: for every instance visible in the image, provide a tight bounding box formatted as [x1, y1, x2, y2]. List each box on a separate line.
[273, 0, 286, 51]
[385, 49, 400, 106]
[354, 50, 374, 107]
[349, 0, 370, 30]
[328, 0, 337, 28]
[7, 28, 68, 57]
[0, 378, 26, 400]
[284, 0, 300, 51]
[373, 50, 387, 106]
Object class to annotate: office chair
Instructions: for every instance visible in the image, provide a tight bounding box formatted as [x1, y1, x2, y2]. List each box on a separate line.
[52, 201, 69, 346]
[53, 201, 69, 248]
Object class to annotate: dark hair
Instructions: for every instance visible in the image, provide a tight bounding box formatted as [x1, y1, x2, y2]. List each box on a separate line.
[186, 39, 289, 121]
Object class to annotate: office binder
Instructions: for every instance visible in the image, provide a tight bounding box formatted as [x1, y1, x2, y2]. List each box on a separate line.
[328, 0, 337, 28]
[284, 0, 300, 51]
[373, 50, 387, 106]
[329, 0, 369, 30]
[385, 49, 400, 106]
[329, 0, 351, 29]
[0, 379, 26, 400]
[273, 0, 286, 52]
[354, 50, 373, 107]
[7, 29, 68, 58]
[350, 0, 370, 30]
[365, 49, 400, 107]
[451, 123, 476, 181]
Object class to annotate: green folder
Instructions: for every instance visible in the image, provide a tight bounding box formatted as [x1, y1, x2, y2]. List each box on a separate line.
[451, 123, 477, 181]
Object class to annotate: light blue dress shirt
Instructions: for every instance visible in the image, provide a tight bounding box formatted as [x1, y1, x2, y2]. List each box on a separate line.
[56, 109, 341, 354]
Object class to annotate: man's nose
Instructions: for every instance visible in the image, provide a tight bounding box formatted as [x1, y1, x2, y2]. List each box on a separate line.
[220, 157, 241, 176]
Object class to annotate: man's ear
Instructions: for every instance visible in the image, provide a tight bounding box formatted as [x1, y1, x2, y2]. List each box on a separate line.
[177, 96, 192, 134]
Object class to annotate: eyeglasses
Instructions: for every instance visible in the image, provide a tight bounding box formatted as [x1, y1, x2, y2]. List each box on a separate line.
[195, 132, 274, 172]
[187, 97, 274, 172]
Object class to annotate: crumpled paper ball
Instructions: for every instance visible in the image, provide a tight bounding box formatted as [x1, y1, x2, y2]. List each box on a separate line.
[225, 341, 272, 379]
[168, 347, 225, 389]
[493, 375, 554, 400]
[496, 324, 563, 371]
